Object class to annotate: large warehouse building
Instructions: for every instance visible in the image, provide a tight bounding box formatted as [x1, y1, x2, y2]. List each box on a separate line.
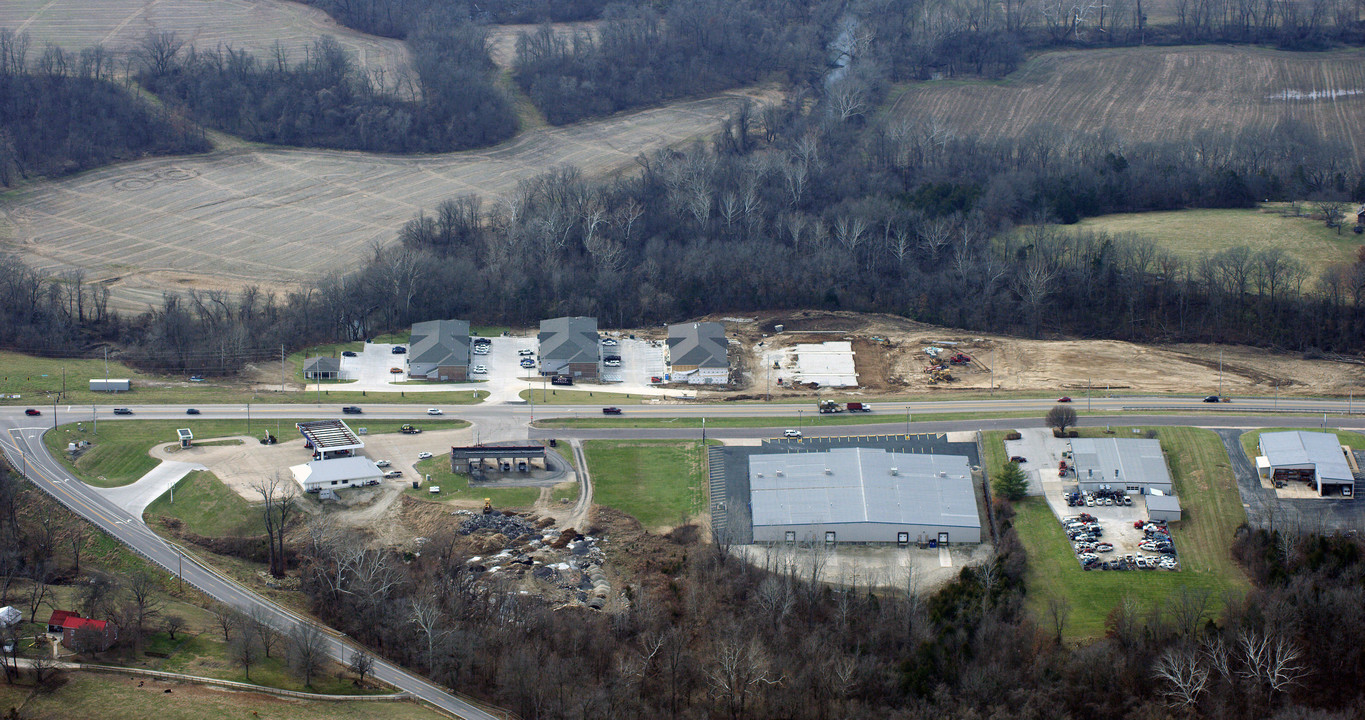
[748, 447, 980, 544]
[1256, 431, 1355, 497]
[1068, 438, 1173, 494]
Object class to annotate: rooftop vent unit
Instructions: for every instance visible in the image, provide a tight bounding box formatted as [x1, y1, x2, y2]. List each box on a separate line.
[824, 468, 833, 475]
[756, 472, 763, 478]
[889, 467, 899, 476]
[775, 470, 784, 477]
[939, 471, 947, 478]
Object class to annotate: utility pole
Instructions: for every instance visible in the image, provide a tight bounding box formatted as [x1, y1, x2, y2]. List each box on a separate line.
[247, 402, 251, 435]
[1087, 377, 1091, 413]
[1274, 380, 1278, 410]
[61, 367, 65, 401]
[905, 406, 910, 435]
[51, 394, 57, 430]
[1218, 350, 1223, 398]
[280, 345, 285, 392]
[92, 404, 96, 434]
[103, 347, 108, 384]
[990, 348, 995, 396]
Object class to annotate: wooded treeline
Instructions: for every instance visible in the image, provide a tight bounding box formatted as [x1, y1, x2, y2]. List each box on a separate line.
[0, 30, 209, 188]
[289, 502, 1365, 719]
[137, 29, 516, 153]
[303, 0, 611, 38]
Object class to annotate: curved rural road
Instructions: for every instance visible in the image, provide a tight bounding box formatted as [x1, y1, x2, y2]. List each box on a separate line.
[1, 395, 1363, 718]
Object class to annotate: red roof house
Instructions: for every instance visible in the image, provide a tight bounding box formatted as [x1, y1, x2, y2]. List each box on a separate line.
[51, 613, 117, 651]
[46, 610, 77, 634]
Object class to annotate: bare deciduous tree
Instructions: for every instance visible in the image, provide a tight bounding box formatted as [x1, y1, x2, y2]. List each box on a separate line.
[1153, 643, 1210, 708]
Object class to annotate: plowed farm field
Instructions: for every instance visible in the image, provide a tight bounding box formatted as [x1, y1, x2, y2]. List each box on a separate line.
[890, 45, 1365, 159]
[0, 90, 763, 311]
[0, 0, 409, 78]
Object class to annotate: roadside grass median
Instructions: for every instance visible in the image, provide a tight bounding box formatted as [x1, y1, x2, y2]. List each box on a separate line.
[583, 440, 709, 530]
[519, 388, 650, 405]
[1009, 426, 1249, 641]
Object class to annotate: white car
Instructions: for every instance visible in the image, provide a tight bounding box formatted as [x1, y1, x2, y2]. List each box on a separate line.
[518, 349, 535, 356]
[374, 459, 391, 468]
[473, 346, 489, 355]
[472, 365, 488, 374]
[427, 408, 443, 415]
[601, 338, 618, 346]
[783, 429, 802, 438]
[417, 451, 433, 460]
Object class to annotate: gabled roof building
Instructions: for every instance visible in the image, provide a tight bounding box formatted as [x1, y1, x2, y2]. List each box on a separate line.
[667, 322, 728, 384]
[409, 319, 471, 381]
[538, 317, 599, 379]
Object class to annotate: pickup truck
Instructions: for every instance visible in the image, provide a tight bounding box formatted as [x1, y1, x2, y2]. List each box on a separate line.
[342, 406, 362, 414]
[602, 407, 623, 415]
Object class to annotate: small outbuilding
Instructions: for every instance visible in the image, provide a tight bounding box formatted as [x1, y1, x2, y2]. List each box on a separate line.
[303, 357, 340, 380]
[1146, 493, 1182, 522]
[667, 322, 729, 384]
[176, 428, 193, 448]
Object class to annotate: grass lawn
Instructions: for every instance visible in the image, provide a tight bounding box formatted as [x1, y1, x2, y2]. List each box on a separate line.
[10, 674, 443, 720]
[552, 480, 580, 504]
[519, 388, 652, 405]
[1237, 427, 1365, 462]
[583, 440, 709, 530]
[1011, 426, 1250, 640]
[0, 348, 487, 406]
[285, 340, 364, 385]
[404, 457, 540, 507]
[44, 419, 470, 489]
[143, 471, 263, 537]
[1062, 205, 1362, 275]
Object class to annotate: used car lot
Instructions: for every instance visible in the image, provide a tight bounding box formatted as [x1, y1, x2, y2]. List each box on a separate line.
[1059, 502, 1180, 572]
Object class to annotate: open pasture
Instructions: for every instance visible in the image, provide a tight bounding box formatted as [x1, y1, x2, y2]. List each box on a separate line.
[0, 0, 409, 78]
[0, 90, 758, 311]
[890, 46, 1365, 159]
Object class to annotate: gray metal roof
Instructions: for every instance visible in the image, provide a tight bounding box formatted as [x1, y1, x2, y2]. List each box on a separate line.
[1069, 438, 1172, 487]
[297, 420, 364, 451]
[409, 319, 470, 367]
[303, 356, 340, 373]
[1259, 431, 1354, 482]
[748, 448, 979, 529]
[296, 457, 382, 484]
[668, 322, 728, 368]
[538, 317, 599, 364]
[1146, 494, 1181, 512]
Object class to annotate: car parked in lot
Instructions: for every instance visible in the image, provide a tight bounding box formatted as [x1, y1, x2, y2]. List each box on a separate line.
[375, 460, 391, 467]
[472, 365, 488, 374]
[382, 470, 403, 479]
[784, 429, 802, 438]
[601, 338, 618, 346]
[520, 358, 535, 368]
[1009, 455, 1027, 463]
[417, 451, 433, 460]
[113, 408, 133, 415]
[603, 359, 621, 367]
[24, 408, 40, 416]
[518, 348, 534, 356]
[342, 351, 357, 357]
[390, 367, 403, 373]
[391, 346, 406, 354]
[473, 346, 489, 355]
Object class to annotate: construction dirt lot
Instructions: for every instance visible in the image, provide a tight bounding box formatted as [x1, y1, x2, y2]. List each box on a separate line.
[679, 310, 1365, 400]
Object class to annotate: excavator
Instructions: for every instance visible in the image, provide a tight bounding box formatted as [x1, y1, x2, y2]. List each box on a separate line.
[482, 498, 493, 515]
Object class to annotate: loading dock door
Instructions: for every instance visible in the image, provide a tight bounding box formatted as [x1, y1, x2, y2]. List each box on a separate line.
[785, 531, 796, 543]
[897, 532, 909, 546]
[825, 531, 836, 544]
[937, 532, 949, 546]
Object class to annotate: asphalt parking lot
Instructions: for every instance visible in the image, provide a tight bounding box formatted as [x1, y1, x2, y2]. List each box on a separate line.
[1057, 493, 1179, 571]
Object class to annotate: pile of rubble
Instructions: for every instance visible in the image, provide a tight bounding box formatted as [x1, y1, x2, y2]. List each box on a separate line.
[458, 514, 612, 610]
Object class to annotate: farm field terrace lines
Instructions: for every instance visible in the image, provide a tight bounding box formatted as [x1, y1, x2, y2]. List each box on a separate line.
[889, 46, 1365, 158]
[0, 0, 411, 78]
[1, 92, 757, 311]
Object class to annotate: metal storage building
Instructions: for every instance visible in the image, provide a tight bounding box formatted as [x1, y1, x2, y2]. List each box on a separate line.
[1068, 438, 1172, 494]
[1146, 493, 1182, 522]
[1256, 431, 1355, 497]
[408, 319, 470, 381]
[748, 448, 980, 544]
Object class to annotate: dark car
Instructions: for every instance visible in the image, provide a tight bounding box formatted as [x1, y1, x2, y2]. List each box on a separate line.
[1009, 455, 1027, 463]
[23, 408, 40, 416]
[1057, 396, 1072, 403]
[186, 408, 200, 415]
[391, 346, 407, 354]
[342, 406, 362, 414]
[342, 351, 357, 357]
[602, 407, 623, 415]
[1203, 395, 1221, 403]
[113, 408, 133, 415]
